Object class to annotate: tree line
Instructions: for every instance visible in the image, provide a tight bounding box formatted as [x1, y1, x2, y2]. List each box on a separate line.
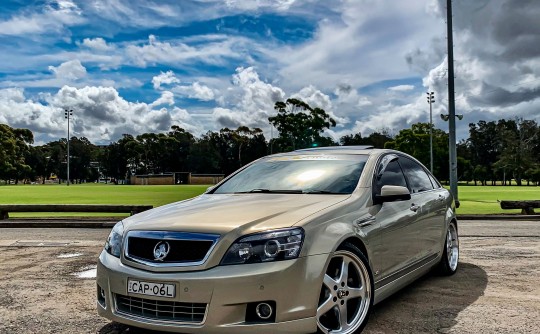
[1, 98, 539, 185]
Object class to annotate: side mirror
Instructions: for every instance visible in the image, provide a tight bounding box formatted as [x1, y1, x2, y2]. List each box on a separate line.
[375, 185, 411, 204]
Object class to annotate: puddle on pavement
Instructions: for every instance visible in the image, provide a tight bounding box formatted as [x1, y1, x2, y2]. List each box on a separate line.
[10, 241, 70, 247]
[72, 265, 97, 279]
[57, 252, 83, 258]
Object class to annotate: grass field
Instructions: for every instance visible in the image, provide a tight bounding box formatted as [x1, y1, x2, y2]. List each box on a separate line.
[0, 183, 538, 217]
[0, 184, 208, 218]
[455, 185, 539, 214]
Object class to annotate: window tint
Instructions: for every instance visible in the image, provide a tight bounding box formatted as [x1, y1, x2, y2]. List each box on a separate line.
[399, 157, 434, 193]
[428, 173, 441, 189]
[375, 159, 407, 193]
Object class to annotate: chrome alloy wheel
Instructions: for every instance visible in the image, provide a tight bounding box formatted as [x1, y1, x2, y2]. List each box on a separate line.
[317, 250, 371, 334]
[446, 223, 459, 271]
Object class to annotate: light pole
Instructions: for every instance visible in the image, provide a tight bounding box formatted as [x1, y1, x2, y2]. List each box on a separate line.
[441, 112, 463, 200]
[427, 92, 435, 173]
[446, 0, 459, 207]
[64, 109, 73, 186]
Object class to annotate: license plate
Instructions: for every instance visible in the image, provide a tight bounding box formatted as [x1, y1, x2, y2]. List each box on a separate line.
[127, 279, 176, 298]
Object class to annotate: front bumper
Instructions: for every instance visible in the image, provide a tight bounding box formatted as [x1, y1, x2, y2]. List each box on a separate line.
[97, 250, 328, 333]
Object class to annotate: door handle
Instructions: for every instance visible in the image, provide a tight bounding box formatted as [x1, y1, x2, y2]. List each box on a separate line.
[410, 204, 420, 212]
[355, 216, 376, 228]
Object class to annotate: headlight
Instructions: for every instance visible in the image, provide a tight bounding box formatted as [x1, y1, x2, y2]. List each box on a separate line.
[221, 228, 304, 265]
[104, 222, 124, 258]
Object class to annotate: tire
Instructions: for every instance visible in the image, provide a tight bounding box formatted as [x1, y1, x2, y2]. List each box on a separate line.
[436, 221, 459, 276]
[316, 242, 373, 334]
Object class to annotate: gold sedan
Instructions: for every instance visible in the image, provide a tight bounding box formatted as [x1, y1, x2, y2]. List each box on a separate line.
[97, 146, 459, 333]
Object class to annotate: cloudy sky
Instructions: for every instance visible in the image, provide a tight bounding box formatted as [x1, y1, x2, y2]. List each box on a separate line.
[0, 0, 538, 144]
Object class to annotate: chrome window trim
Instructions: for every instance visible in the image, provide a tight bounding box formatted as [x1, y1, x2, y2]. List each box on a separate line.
[124, 231, 220, 268]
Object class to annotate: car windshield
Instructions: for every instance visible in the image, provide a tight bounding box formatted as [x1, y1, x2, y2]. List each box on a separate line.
[213, 154, 368, 194]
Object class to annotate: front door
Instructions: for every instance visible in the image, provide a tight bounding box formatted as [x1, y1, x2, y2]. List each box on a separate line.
[370, 156, 420, 281]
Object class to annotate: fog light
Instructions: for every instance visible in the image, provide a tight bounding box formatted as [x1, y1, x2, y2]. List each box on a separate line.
[97, 284, 106, 308]
[256, 302, 273, 320]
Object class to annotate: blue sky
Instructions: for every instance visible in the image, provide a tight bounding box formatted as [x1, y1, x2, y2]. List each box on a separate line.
[0, 0, 538, 144]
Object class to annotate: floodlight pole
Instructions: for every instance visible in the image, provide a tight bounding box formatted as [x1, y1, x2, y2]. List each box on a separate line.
[446, 0, 459, 207]
[65, 109, 73, 186]
[427, 92, 435, 173]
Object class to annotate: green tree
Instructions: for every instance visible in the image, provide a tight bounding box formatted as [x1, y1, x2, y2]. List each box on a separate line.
[494, 119, 538, 186]
[69, 137, 98, 183]
[165, 126, 195, 172]
[384, 123, 448, 180]
[187, 134, 221, 174]
[269, 98, 336, 151]
[467, 121, 500, 185]
[340, 131, 393, 148]
[0, 124, 34, 183]
[340, 133, 364, 146]
[24, 146, 48, 183]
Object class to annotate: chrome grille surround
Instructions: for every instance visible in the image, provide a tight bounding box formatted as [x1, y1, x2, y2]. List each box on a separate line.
[124, 231, 220, 267]
[114, 293, 207, 324]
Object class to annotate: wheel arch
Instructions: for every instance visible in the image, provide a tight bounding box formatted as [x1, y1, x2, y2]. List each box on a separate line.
[339, 236, 369, 263]
[451, 218, 458, 231]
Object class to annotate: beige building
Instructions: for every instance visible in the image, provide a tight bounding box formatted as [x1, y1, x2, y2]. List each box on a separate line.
[130, 173, 224, 185]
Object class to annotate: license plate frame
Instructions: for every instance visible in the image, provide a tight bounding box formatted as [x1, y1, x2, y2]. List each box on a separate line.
[127, 279, 176, 298]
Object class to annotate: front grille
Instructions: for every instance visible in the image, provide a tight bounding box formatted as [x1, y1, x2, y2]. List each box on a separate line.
[115, 293, 207, 323]
[128, 237, 213, 263]
[124, 231, 219, 266]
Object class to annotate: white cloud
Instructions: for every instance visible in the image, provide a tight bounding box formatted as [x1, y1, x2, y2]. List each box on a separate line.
[0, 0, 84, 36]
[0, 86, 188, 143]
[272, 0, 443, 91]
[357, 97, 372, 108]
[225, 0, 298, 11]
[291, 85, 349, 126]
[80, 37, 113, 51]
[389, 85, 415, 92]
[292, 85, 333, 111]
[152, 71, 180, 90]
[48, 60, 87, 80]
[3, 0, 540, 144]
[351, 95, 427, 136]
[149, 91, 175, 108]
[211, 67, 285, 130]
[152, 71, 216, 101]
[173, 82, 216, 101]
[125, 35, 249, 68]
[334, 84, 372, 110]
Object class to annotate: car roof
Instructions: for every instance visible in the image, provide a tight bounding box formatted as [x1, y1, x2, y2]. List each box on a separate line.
[295, 145, 374, 152]
[269, 146, 390, 156]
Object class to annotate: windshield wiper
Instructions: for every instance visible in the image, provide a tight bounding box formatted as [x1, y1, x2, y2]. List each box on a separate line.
[302, 190, 344, 194]
[235, 189, 303, 194]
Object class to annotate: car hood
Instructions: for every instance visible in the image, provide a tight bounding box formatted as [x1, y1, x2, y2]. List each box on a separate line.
[123, 193, 349, 236]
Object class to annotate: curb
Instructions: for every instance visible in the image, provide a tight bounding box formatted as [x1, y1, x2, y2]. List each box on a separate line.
[0, 215, 538, 228]
[457, 214, 540, 221]
[0, 219, 117, 228]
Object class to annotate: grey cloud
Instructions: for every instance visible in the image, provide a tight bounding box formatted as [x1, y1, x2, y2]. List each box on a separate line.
[405, 36, 446, 73]
[468, 83, 540, 108]
[492, 0, 540, 45]
[336, 84, 352, 95]
[499, 36, 540, 62]
[215, 114, 241, 129]
[490, 0, 540, 62]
